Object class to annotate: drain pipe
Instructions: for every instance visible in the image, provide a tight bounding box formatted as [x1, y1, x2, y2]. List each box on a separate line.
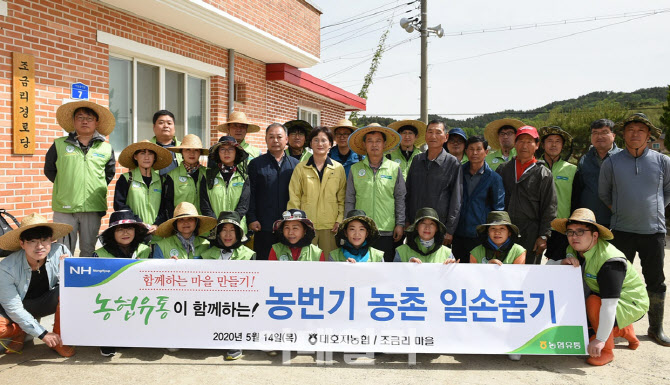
[228, 49, 235, 116]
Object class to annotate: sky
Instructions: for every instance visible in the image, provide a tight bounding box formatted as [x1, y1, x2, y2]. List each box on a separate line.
[306, 0, 670, 119]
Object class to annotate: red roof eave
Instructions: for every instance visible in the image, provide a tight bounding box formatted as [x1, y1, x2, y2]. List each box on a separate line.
[266, 63, 366, 111]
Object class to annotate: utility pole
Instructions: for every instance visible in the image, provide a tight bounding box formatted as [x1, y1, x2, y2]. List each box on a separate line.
[400, 2, 443, 124]
[420, 0, 428, 124]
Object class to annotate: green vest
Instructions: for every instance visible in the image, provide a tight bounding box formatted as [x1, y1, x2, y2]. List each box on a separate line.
[201, 245, 255, 260]
[52, 137, 112, 213]
[205, 170, 247, 233]
[350, 158, 400, 232]
[396, 242, 453, 263]
[460, 154, 469, 165]
[271, 243, 322, 261]
[124, 167, 162, 224]
[545, 158, 577, 219]
[150, 137, 183, 164]
[154, 235, 210, 259]
[167, 164, 206, 214]
[470, 243, 526, 264]
[569, 240, 649, 328]
[386, 147, 422, 180]
[485, 148, 516, 171]
[239, 140, 260, 160]
[94, 243, 151, 259]
[285, 148, 312, 162]
[329, 247, 384, 262]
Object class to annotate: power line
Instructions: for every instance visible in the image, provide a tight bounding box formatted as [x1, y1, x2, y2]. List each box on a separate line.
[322, 15, 412, 50]
[430, 13, 661, 67]
[321, 1, 417, 29]
[322, 16, 393, 42]
[360, 106, 665, 118]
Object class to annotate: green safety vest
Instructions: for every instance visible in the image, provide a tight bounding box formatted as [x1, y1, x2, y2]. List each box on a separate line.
[167, 163, 206, 214]
[329, 247, 384, 262]
[150, 137, 183, 165]
[201, 245, 256, 260]
[544, 158, 577, 219]
[153, 235, 210, 259]
[94, 243, 151, 259]
[460, 154, 469, 165]
[568, 239, 649, 328]
[52, 137, 112, 213]
[396, 241, 453, 263]
[485, 148, 516, 171]
[470, 243, 526, 264]
[386, 147, 422, 180]
[239, 140, 260, 160]
[350, 158, 400, 232]
[205, 170, 247, 233]
[124, 167, 162, 224]
[271, 243, 322, 261]
[285, 148, 312, 162]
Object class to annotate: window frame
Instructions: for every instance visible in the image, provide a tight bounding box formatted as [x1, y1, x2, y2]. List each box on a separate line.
[297, 106, 320, 127]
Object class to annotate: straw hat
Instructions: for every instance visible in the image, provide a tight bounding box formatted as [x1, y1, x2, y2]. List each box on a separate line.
[216, 111, 261, 133]
[476, 211, 520, 238]
[154, 202, 217, 238]
[56, 100, 116, 136]
[0, 213, 73, 251]
[331, 119, 357, 133]
[615, 112, 662, 140]
[167, 134, 209, 155]
[551, 208, 613, 240]
[335, 210, 379, 246]
[118, 140, 173, 170]
[484, 118, 525, 150]
[389, 120, 427, 147]
[347, 123, 401, 156]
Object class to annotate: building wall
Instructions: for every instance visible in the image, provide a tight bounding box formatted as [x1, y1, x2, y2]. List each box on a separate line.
[0, 0, 347, 223]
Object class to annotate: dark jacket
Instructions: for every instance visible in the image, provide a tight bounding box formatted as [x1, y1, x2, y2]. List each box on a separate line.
[455, 162, 505, 238]
[405, 148, 462, 234]
[497, 158, 557, 240]
[247, 152, 299, 231]
[572, 144, 622, 226]
[329, 146, 362, 178]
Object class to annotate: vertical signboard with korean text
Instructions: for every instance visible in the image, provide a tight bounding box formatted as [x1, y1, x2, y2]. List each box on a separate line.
[12, 52, 35, 154]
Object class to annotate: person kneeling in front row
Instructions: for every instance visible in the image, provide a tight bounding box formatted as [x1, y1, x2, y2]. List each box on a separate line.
[0, 213, 75, 357]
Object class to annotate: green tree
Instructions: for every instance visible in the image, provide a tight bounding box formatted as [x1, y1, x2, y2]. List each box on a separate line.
[660, 85, 670, 150]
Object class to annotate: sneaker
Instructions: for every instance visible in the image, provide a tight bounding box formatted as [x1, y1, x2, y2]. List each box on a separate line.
[508, 354, 521, 361]
[225, 349, 243, 360]
[100, 347, 116, 357]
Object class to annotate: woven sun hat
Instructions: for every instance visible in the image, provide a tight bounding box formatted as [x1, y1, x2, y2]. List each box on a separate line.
[272, 209, 315, 233]
[347, 123, 401, 156]
[484, 118, 525, 150]
[118, 140, 173, 170]
[285, 120, 313, 137]
[389, 120, 427, 147]
[215, 111, 261, 133]
[539, 126, 572, 147]
[56, 100, 116, 136]
[154, 202, 218, 239]
[335, 209, 380, 245]
[406, 207, 448, 235]
[0, 213, 73, 252]
[331, 118, 357, 134]
[551, 208, 613, 240]
[99, 210, 149, 241]
[167, 134, 209, 155]
[614, 112, 662, 141]
[476, 211, 520, 238]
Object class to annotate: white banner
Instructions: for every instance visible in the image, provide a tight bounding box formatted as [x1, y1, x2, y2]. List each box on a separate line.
[61, 259, 588, 355]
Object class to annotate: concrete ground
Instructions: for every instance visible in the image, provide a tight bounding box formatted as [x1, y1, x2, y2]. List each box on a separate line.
[2, 248, 670, 385]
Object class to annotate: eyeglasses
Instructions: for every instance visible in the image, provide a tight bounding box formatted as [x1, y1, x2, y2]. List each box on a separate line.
[498, 131, 516, 137]
[311, 138, 330, 144]
[566, 229, 591, 237]
[24, 238, 53, 247]
[335, 132, 350, 138]
[75, 116, 96, 123]
[219, 147, 237, 153]
[289, 132, 305, 137]
[115, 226, 136, 234]
[591, 130, 613, 137]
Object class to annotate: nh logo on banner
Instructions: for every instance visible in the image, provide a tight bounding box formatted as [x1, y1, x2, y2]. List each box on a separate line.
[70, 266, 92, 275]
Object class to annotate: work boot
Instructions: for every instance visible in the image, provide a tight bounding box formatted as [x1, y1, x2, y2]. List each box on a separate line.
[647, 291, 670, 346]
[0, 318, 26, 354]
[585, 295, 614, 366]
[613, 324, 639, 350]
[52, 302, 75, 357]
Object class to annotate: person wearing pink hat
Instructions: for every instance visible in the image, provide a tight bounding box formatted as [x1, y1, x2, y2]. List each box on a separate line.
[495, 126, 557, 264]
